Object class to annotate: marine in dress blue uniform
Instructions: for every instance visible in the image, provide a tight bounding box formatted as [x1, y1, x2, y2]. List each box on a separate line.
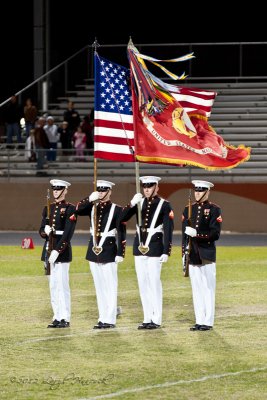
[182, 180, 222, 331]
[120, 176, 174, 330]
[39, 179, 76, 328]
[74, 180, 126, 329]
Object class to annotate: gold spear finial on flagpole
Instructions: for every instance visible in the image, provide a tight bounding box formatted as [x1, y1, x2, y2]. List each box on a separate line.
[128, 36, 134, 48]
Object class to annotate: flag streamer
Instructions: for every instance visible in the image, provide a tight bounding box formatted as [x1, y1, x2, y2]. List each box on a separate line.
[135, 51, 195, 80]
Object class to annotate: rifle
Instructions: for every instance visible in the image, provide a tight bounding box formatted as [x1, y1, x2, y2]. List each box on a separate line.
[44, 189, 52, 276]
[183, 190, 192, 278]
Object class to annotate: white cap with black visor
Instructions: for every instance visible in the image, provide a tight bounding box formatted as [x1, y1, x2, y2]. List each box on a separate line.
[96, 180, 115, 192]
[139, 176, 161, 188]
[192, 180, 214, 192]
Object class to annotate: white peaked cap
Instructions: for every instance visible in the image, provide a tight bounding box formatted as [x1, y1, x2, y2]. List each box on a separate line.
[139, 176, 161, 184]
[50, 179, 71, 188]
[192, 180, 214, 189]
[96, 180, 115, 189]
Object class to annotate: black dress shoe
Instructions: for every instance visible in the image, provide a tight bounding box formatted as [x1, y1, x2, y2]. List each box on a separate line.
[47, 319, 60, 328]
[57, 319, 70, 328]
[190, 324, 201, 331]
[138, 322, 151, 330]
[102, 323, 116, 329]
[93, 321, 104, 329]
[147, 322, 161, 329]
[199, 325, 213, 331]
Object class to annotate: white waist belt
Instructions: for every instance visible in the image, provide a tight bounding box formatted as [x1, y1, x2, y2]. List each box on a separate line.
[147, 224, 163, 234]
[90, 228, 117, 237]
[55, 230, 64, 235]
[138, 224, 163, 234]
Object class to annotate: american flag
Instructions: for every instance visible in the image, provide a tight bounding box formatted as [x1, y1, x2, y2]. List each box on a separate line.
[149, 73, 216, 117]
[94, 54, 135, 162]
[172, 87, 216, 117]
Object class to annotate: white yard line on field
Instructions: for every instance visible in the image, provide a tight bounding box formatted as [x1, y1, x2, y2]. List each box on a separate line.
[78, 366, 267, 400]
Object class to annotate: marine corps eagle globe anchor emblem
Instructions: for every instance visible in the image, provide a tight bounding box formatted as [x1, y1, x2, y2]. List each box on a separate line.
[92, 246, 103, 255]
[138, 244, 150, 255]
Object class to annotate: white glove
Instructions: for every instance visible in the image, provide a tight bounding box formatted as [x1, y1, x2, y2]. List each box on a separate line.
[89, 191, 100, 202]
[115, 256, 124, 263]
[159, 254, 168, 263]
[48, 250, 59, 264]
[185, 226, 197, 237]
[130, 193, 143, 207]
[182, 255, 185, 266]
[44, 225, 52, 236]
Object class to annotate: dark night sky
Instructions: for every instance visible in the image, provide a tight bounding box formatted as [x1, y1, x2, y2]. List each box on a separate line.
[1, 1, 267, 104]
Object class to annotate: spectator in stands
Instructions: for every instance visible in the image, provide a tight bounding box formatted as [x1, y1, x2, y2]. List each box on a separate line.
[25, 129, 36, 162]
[24, 98, 38, 138]
[4, 95, 23, 147]
[63, 101, 80, 136]
[58, 121, 72, 156]
[81, 114, 94, 151]
[0, 108, 5, 143]
[34, 117, 50, 176]
[89, 107, 94, 123]
[89, 107, 94, 145]
[73, 126, 86, 160]
[44, 116, 59, 162]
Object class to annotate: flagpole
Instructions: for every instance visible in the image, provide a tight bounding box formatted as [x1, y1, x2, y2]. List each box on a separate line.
[92, 38, 99, 247]
[128, 38, 143, 240]
[135, 161, 142, 228]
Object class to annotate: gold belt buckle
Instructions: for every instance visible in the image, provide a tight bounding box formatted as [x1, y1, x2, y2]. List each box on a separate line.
[92, 246, 103, 255]
[138, 245, 149, 255]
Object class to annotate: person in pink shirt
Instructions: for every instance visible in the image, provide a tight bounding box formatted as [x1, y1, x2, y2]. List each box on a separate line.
[73, 126, 86, 160]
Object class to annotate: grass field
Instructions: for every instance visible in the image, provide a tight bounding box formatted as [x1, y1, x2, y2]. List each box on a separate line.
[0, 245, 267, 400]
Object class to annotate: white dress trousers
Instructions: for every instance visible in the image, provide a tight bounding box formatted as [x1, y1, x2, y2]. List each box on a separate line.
[189, 262, 216, 327]
[134, 256, 162, 325]
[49, 262, 71, 322]
[89, 261, 118, 325]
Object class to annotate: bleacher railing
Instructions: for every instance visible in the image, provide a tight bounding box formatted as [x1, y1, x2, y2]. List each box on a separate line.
[1, 146, 267, 183]
[1, 42, 267, 110]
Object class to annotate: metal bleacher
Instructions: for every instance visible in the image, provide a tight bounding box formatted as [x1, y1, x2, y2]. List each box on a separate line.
[1, 80, 267, 182]
[214, 83, 267, 176]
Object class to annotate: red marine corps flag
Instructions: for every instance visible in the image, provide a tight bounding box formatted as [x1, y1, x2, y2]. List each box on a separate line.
[127, 42, 251, 170]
